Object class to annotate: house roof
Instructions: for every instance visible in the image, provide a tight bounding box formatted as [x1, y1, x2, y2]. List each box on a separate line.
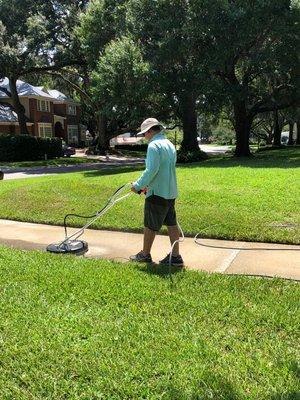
[0, 102, 32, 124]
[0, 102, 18, 122]
[0, 78, 54, 100]
[47, 89, 79, 105]
[0, 77, 79, 106]
[48, 89, 69, 101]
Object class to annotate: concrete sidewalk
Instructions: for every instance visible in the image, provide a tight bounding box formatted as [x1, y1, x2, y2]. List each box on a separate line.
[0, 219, 299, 281]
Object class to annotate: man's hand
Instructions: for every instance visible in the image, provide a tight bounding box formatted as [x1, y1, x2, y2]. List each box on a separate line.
[131, 183, 147, 194]
[131, 184, 139, 194]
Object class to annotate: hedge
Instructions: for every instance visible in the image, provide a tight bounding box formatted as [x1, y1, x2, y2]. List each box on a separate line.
[0, 135, 62, 162]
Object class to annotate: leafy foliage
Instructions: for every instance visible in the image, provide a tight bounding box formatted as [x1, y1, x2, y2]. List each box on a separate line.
[80, 0, 300, 154]
[0, 135, 62, 161]
[0, 0, 84, 77]
[211, 127, 235, 145]
[91, 37, 153, 131]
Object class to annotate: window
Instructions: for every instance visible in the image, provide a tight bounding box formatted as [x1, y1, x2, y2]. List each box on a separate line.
[67, 125, 78, 143]
[39, 123, 53, 138]
[37, 100, 51, 112]
[67, 105, 77, 115]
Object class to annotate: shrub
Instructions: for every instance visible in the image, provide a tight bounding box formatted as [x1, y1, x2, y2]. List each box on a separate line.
[211, 127, 235, 145]
[0, 135, 62, 162]
[165, 129, 183, 146]
[177, 148, 208, 163]
[36, 137, 63, 159]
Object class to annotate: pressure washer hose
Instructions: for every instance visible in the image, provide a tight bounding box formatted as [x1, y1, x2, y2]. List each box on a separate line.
[60, 183, 185, 277]
[57, 183, 297, 282]
[168, 222, 185, 281]
[60, 183, 134, 247]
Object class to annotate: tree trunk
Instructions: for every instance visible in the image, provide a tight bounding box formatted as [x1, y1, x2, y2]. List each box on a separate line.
[296, 119, 300, 145]
[233, 101, 252, 157]
[288, 122, 294, 146]
[180, 94, 199, 152]
[9, 77, 29, 135]
[96, 114, 109, 154]
[273, 110, 282, 146]
[265, 129, 273, 145]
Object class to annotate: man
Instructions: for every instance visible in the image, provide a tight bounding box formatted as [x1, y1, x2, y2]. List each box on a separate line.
[130, 118, 184, 267]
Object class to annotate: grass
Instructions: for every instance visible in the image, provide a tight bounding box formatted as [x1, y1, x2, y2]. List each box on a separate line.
[0, 245, 299, 399]
[0, 147, 299, 244]
[0, 157, 102, 169]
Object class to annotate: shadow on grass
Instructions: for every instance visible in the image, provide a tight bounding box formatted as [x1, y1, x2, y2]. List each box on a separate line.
[83, 165, 144, 178]
[79, 148, 300, 178]
[137, 262, 185, 279]
[179, 147, 300, 170]
[160, 359, 300, 399]
[164, 372, 239, 399]
[269, 394, 300, 400]
[267, 361, 300, 400]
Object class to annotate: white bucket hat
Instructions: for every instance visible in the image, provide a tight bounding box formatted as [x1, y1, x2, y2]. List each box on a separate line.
[137, 118, 165, 136]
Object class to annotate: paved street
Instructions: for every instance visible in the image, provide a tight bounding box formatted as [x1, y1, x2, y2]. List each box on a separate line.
[1, 158, 144, 180]
[199, 144, 231, 154]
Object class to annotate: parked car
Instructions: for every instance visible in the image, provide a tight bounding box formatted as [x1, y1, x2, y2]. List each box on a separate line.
[61, 141, 76, 157]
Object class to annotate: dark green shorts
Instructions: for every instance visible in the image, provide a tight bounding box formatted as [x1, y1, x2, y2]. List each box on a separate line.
[144, 195, 177, 232]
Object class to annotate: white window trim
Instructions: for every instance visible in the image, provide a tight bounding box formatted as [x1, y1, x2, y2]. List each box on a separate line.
[67, 125, 79, 143]
[67, 104, 77, 116]
[38, 123, 53, 138]
[37, 100, 51, 113]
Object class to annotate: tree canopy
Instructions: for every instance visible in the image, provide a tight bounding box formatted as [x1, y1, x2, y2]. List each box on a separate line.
[80, 0, 299, 155]
[0, 0, 85, 133]
[1, 0, 299, 155]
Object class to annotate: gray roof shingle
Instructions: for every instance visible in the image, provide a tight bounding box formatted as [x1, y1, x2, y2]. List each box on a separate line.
[0, 103, 18, 122]
[0, 78, 57, 100]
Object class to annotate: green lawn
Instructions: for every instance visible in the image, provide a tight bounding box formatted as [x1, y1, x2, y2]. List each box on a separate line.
[0, 157, 102, 169]
[0, 148, 299, 244]
[0, 246, 299, 399]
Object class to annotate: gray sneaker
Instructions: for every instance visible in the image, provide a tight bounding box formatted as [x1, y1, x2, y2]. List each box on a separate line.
[159, 253, 184, 267]
[130, 251, 153, 263]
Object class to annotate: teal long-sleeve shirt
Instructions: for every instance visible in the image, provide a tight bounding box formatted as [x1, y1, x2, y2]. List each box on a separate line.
[133, 132, 178, 199]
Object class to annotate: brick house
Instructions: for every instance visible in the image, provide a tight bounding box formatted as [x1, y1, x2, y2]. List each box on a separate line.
[46, 89, 81, 145]
[0, 78, 81, 145]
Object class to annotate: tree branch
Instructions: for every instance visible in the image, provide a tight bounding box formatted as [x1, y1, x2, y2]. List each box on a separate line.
[250, 84, 298, 115]
[253, 98, 299, 115]
[43, 71, 93, 104]
[0, 86, 11, 97]
[22, 60, 86, 76]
